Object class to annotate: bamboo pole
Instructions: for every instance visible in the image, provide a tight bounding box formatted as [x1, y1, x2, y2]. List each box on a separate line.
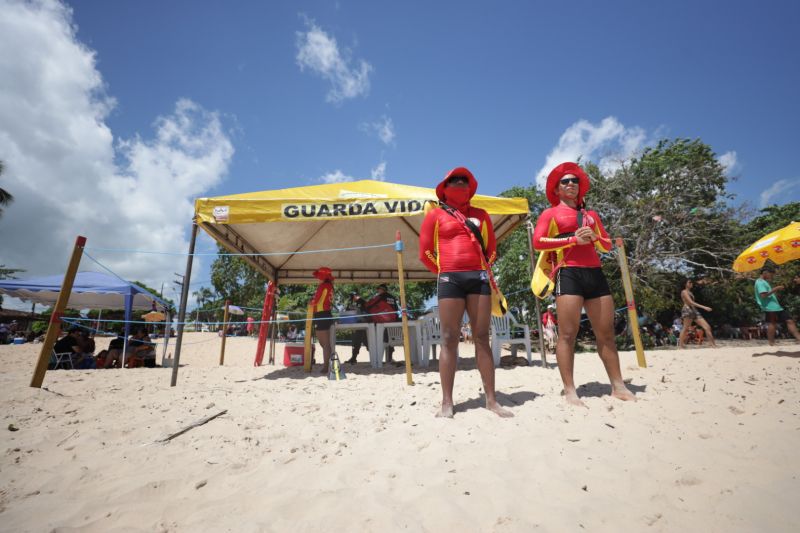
[171, 222, 198, 387]
[30, 236, 87, 388]
[526, 222, 548, 366]
[395, 231, 414, 386]
[615, 238, 647, 368]
[219, 300, 230, 365]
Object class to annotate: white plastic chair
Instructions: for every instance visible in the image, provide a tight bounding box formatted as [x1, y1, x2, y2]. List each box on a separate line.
[490, 314, 531, 366]
[419, 315, 443, 367]
[51, 349, 75, 370]
[375, 322, 422, 368]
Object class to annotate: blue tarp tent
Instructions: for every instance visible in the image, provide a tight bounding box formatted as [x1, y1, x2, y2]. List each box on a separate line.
[0, 272, 170, 363]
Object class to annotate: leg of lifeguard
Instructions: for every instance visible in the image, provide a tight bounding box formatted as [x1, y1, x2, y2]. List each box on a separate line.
[436, 297, 465, 418]
[584, 295, 636, 401]
[554, 294, 585, 407]
[466, 293, 513, 418]
[317, 329, 331, 373]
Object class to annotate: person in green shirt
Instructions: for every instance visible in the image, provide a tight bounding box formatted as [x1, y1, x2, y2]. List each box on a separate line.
[754, 267, 800, 345]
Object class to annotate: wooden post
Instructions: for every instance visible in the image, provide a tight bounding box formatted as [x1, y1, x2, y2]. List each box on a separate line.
[615, 238, 647, 368]
[171, 222, 198, 387]
[31, 235, 86, 388]
[526, 221, 547, 366]
[303, 304, 314, 372]
[395, 231, 414, 386]
[219, 300, 230, 365]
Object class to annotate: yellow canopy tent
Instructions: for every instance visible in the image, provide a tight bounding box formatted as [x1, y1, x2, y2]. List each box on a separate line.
[193, 179, 529, 283]
[169, 179, 529, 386]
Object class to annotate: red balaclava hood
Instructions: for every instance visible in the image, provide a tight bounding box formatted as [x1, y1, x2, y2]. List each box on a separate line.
[545, 162, 590, 207]
[436, 167, 478, 211]
[313, 267, 334, 282]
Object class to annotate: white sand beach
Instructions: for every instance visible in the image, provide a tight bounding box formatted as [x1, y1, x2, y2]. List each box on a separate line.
[1, 334, 799, 532]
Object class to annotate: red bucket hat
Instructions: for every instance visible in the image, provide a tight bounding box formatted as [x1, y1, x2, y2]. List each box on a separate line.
[312, 267, 333, 281]
[545, 162, 589, 207]
[435, 167, 478, 202]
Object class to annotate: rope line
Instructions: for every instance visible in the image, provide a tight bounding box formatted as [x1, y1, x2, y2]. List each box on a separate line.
[83, 242, 396, 257]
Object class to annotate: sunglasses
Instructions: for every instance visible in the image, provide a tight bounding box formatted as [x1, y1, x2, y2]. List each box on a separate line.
[447, 177, 469, 185]
[559, 177, 580, 185]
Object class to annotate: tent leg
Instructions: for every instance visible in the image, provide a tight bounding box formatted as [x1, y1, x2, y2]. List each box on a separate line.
[30, 236, 87, 388]
[161, 311, 171, 367]
[171, 223, 198, 386]
[122, 294, 132, 367]
[526, 222, 548, 366]
[268, 304, 277, 365]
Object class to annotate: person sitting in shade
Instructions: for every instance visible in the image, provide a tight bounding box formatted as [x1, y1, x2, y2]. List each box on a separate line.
[365, 284, 400, 365]
[126, 327, 157, 367]
[52, 327, 94, 369]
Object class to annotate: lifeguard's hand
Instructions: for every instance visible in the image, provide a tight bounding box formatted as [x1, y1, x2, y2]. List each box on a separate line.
[575, 227, 594, 244]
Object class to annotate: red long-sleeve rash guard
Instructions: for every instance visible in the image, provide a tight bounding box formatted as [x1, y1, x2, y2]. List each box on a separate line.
[310, 280, 333, 312]
[532, 203, 612, 268]
[419, 206, 496, 273]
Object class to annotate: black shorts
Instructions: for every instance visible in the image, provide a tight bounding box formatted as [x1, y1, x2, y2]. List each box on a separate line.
[313, 310, 335, 331]
[438, 270, 491, 299]
[555, 267, 611, 300]
[765, 310, 791, 324]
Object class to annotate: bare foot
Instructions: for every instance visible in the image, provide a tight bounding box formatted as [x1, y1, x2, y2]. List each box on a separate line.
[436, 403, 454, 418]
[562, 389, 588, 408]
[611, 385, 637, 401]
[486, 400, 514, 418]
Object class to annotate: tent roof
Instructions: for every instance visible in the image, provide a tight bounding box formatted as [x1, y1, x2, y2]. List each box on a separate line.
[194, 179, 530, 284]
[0, 272, 169, 310]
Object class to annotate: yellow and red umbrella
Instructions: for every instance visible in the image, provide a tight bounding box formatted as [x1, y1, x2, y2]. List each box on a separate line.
[733, 221, 800, 272]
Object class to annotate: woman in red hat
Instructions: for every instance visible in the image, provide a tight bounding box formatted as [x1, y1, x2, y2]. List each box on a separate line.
[532, 162, 635, 407]
[419, 167, 513, 418]
[310, 267, 335, 373]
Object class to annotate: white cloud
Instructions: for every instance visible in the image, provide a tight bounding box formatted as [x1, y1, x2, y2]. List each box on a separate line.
[317, 161, 387, 183]
[319, 170, 356, 183]
[718, 150, 739, 176]
[370, 161, 387, 181]
[535, 117, 647, 186]
[760, 179, 800, 208]
[295, 18, 372, 104]
[360, 115, 395, 145]
[0, 0, 233, 296]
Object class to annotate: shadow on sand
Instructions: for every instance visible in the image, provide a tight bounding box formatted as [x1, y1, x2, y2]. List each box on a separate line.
[576, 381, 648, 399]
[455, 390, 541, 414]
[752, 350, 800, 359]
[253, 353, 555, 381]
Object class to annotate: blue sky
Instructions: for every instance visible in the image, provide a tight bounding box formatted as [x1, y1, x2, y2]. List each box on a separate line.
[1, 0, 799, 308]
[67, 0, 799, 200]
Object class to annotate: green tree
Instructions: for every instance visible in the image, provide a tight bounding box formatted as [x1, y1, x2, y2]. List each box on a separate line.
[209, 244, 269, 312]
[494, 185, 548, 325]
[587, 139, 744, 318]
[0, 160, 13, 218]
